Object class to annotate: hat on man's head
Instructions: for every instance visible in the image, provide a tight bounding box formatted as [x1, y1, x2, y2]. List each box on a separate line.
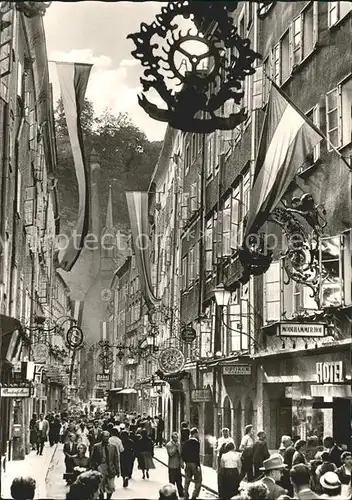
[260, 453, 286, 471]
[320, 472, 341, 490]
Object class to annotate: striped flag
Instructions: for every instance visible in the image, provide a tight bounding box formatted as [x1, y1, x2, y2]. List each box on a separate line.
[71, 299, 84, 327]
[245, 82, 324, 236]
[55, 62, 92, 271]
[126, 192, 160, 309]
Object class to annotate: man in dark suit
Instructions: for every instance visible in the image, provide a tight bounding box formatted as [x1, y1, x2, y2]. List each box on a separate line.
[88, 420, 103, 455]
[324, 436, 343, 467]
[63, 433, 78, 474]
[259, 453, 287, 499]
[290, 464, 320, 499]
[253, 431, 270, 478]
[91, 430, 120, 500]
[181, 427, 202, 500]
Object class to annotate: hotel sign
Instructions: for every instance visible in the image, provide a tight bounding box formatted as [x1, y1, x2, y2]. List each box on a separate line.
[279, 323, 325, 337]
[316, 361, 344, 384]
[223, 365, 252, 376]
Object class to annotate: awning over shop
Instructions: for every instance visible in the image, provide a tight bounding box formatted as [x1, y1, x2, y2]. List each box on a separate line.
[109, 387, 123, 392]
[118, 388, 137, 395]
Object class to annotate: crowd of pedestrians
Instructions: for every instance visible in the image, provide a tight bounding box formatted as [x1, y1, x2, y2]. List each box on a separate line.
[9, 408, 352, 500]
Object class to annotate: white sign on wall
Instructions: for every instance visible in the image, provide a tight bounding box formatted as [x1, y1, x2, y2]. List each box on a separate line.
[316, 361, 344, 384]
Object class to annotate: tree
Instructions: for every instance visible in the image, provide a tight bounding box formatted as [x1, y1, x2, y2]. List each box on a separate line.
[54, 97, 95, 137]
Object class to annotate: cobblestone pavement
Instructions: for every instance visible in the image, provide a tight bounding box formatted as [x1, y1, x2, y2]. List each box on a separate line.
[46, 444, 217, 499]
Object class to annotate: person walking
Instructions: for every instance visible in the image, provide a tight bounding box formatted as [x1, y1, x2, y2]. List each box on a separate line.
[239, 424, 254, 482]
[166, 432, 184, 498]
[91, 430, 120, 500]
[52, 414, 62, 445]
[72, 443, 91, 481]
[181, 427, 202, 500]
[63, 432, 79, 482]
[88, 420, 103, 456]
[29, 414, 38, 451]
[219, 441, 241, 499]
[156, 414, 165, 447]
[216, 427, 234, 495]
[253, 431, 270, 479]
[259, 453, 287, 499]
[292, 439, 307, 466]
[119, 430, 135, 487]
[36, 413, 49, 455]
[77, 421, 90, 448]
[289, 464, 320, 500]
[137, 428, 155, 479]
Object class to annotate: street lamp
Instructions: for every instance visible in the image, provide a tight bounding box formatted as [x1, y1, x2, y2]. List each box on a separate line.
[213, 283, 231, 307]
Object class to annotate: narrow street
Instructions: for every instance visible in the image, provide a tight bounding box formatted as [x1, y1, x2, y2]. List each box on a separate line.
[45, 444, 216, 499]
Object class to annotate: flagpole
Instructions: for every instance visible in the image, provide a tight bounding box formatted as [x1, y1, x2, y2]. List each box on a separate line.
[264, 74, 352, 172]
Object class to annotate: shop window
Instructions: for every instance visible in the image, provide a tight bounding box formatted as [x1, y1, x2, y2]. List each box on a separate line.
[326, 77, 352, 150]
[328, 1, 352, 27]
[264, 261, 281, 322]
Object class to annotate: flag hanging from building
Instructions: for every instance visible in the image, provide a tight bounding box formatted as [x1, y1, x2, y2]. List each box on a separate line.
[55, 62, 92, 271]
[245, 81, 324, 237]
[71, 299, 84, 327]
[100, 321, 107, 341]
[126, 191, 160, 309]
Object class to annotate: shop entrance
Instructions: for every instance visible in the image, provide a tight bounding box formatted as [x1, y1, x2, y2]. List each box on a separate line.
[333, 398, 352, 448]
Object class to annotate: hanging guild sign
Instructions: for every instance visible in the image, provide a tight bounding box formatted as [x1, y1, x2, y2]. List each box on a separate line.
[181, 326, 197, 344]
[66, 326, 84, 350]
[158, 347, 185, 374]
[128, 2, 260, 133]
[32, 343, 49, 363]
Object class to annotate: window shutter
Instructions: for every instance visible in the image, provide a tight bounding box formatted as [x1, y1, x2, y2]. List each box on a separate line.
[288, 24, 293, 73]
[181, 192, 189, 222]
[16, 170, 22, 216]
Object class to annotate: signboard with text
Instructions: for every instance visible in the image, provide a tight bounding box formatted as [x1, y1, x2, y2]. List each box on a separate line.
[279, 323, 325, 337]
[96, 373, 110, 383]
[191, 388, 213, 403]
[1, 386, 30, 397]
[223, 365, 252, 376]
[316, 361, 344, 384]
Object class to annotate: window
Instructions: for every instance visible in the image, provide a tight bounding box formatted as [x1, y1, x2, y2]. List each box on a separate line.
[185, 142, 191, 175]
[226, 287, 249, 353]
[16, 170, 22, 216]
[264, 261, 281, 322]
[231, 185, 241, 250]
[189, 247, 195, 284]
[212, 212, 218, 267]
[253, 65, 263, 110]
[290, 16, 302, 69]
[214, 130, 221, 171]
[194, 242, 200, 279]
[17, 60, 23, 98]
[180, 192, 189, 224]
[222, 195, 231, 257]
[205, 217, 213, 272]
[182, 256, 188, 290]
[303, 2, 318, 58]
[326, 78, 352, 150]
[306, 105, 321, 163]
[320, 236, 342, 307]
[206, 133, 214, 178]
[273, 43, 281, 85]
[281, 30, 290, 83]
[328, 1, 352, 27]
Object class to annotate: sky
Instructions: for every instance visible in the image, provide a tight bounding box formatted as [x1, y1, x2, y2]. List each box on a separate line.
[44, 1, 168, 142]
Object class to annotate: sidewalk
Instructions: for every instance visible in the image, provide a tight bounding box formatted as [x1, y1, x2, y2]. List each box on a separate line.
[1, 443, 58, 499]
[154, 447, 218, 495]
